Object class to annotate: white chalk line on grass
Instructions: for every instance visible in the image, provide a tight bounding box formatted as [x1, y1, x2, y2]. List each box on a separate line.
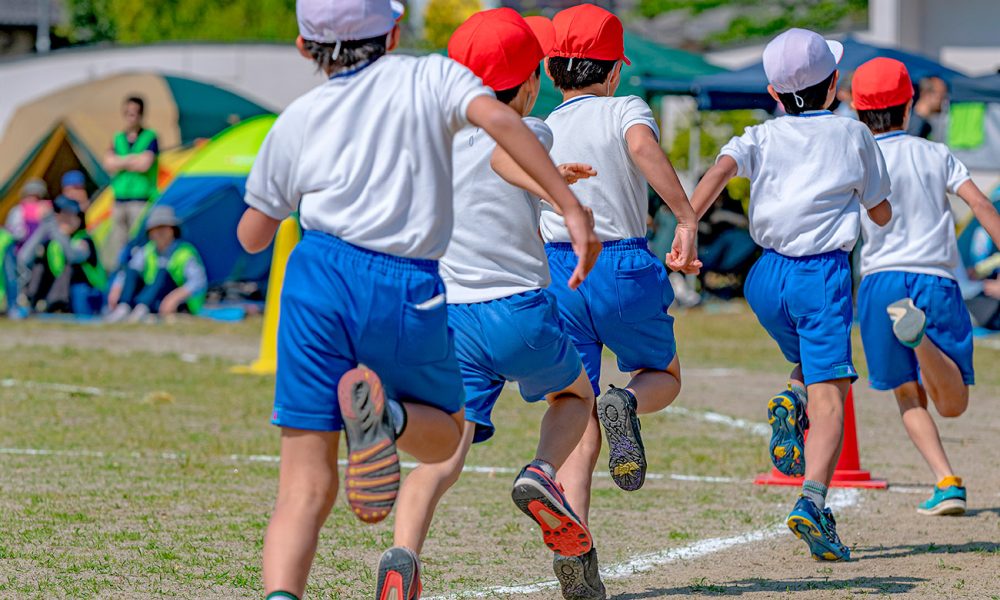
[662, 405, 771, 439]
[423, 489, 861, 600]
[0, 378, 128, 397]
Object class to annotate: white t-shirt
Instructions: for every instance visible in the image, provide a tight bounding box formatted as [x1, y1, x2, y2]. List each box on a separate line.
[719, 110, 891, 257]
[441, 118, 553, 304]
[540, 95, 659, 243]
[860, 132, 971, 279]
[244, 54, 492, 260]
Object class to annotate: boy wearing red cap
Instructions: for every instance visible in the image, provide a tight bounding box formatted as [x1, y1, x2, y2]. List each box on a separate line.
[691, 29, 893, 561]
[852, 57, 1000, 517]
[237, 1, 599, 599]
[382, 8, 605, 599]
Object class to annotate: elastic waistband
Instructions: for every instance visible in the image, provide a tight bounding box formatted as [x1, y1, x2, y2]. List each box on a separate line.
[762, 248, 848, 262]
[302, 230, 439, 274]
[545, 237, 649, 254]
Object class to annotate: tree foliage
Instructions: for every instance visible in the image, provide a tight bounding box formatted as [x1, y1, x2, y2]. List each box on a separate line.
[423, 0, 481, 49]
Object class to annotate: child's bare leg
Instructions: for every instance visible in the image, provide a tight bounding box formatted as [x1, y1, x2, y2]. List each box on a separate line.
[802, 378, 849, 487]
[396, 403, 465, 464]
[895, 382, 955, 481]
[789, 364, 804, 389]
[625, 355, 682, 414]
[263, 429, 340, 598]
[537, 370, 594, 470]
[913, 337, 969, 418]
[393, 424, 476, 554]
[555, 370, 601, 523]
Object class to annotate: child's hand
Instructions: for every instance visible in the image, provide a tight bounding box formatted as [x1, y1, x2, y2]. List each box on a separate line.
[558, 163, 596, 185]
[564, 206, 601, 290]
[667, 224, 701, 274]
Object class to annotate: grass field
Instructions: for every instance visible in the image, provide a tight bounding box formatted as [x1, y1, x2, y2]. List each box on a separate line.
[1, 305, 998, 599]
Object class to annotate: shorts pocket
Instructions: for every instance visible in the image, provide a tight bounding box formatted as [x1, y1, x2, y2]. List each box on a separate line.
[504, 291, 563, 350]
[397, 294, 451, 366]
[616, 263, 664, 324]
[786, 267, 826, 318]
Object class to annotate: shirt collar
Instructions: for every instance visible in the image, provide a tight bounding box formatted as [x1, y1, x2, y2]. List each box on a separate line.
[788, 110, 833, 118]
[329, 56, 382, 81]
[553, 94, 597, 112]
[874, 131, 908, 141]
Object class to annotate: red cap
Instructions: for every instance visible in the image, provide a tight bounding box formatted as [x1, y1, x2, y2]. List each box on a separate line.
[852, 57, 914, 111]
[524, 16, 555, 56]
[551, 3, 630, 66]
[448, 8, 544, 91]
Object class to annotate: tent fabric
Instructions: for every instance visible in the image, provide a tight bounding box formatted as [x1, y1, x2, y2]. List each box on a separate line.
[950, 74, 1000, 104]
[952, 103, 1000, 171]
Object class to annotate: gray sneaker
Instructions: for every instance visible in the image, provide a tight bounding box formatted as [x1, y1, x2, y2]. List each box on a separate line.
[597, 386, 646, 491]
[887, 298, 926, 348]
[553, 548, 606, 600]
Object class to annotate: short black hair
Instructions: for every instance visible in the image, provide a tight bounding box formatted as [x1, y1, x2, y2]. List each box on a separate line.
[125, 95, 145, 115]
[776, 71, 836, 115]
[495, 65, 542, 105]
[302, 34, 388, 75]
[547, 57, 617, 91]
[857, 102, 909, 134]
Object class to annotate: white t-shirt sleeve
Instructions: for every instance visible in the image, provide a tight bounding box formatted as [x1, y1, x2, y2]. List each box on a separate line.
[619, 96, 659, 142]
[432, 56, 494, 133]
[522, 117, 554, 152]
[945, 149, 972, 194]
[718, 129, 758, 179]
[244, 110, 304, 220]
[857, 130, 892, 209]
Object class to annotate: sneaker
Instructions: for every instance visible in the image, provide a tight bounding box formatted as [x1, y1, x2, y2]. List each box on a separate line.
[917, 482, 967, 516]
[376, 546, 421, 600]
[553, 548, 607, 600]
[511, 464, 593, 557]
[887, 298, 927, 348]
[126, 304, 150, 324]
[597, 386, 646, 491]
[105, 304, 131, 323]
[6, 305, 28, 320]
[668, 272, 701, 308]
[786, 496, 850, 561]
[338, 367, 400, 524]
[767, 388, 808, 477]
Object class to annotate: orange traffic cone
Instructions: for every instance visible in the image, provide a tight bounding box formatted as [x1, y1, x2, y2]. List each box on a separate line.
[754, 387, 887, 489]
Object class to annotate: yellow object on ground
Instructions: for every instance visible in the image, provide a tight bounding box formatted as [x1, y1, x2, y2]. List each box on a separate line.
[231, 217, 300, 375]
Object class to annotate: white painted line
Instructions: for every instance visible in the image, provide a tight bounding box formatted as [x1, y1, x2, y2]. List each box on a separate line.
[662, 405, 771, 439]
[888, 485, 929, 495]
[423, 489, 860, 600]
[0, 378, 126, 397]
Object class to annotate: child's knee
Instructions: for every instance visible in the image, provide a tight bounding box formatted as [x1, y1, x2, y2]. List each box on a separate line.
[277, 479, 339, 514]
[937, 391, 969, 418]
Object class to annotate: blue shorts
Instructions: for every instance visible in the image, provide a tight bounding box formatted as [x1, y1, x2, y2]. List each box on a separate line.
[545, 238, 676, 396]
[858, 271, 975, 391]
[744, 249, 857, 386]
[273, 231, 464, 431]
[449, 289, 583, 443]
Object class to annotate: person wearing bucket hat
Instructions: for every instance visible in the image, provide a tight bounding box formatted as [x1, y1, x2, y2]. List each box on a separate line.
[689, 28, 894, 562]
[852, 57, 1000, 519]
[60, 170, 92, 212]
[4, 178, 52, 253]
[106, 205, 206, 323]
[383, 9, 602, 600]
[237, 1, 600, 598]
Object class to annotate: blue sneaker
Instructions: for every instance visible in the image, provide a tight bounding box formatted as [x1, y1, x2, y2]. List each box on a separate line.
[786, 496, 850, 561]
[767, 388, 808, 477]
[917, 484, 967, 516]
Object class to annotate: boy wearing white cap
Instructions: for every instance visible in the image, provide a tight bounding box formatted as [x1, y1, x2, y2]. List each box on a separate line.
[691, 28, 892, 561]
[237, 1, 599, 599]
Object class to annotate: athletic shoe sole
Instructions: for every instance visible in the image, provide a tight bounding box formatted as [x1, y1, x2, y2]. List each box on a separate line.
[917, 498, 967, 516]
[553, 552, 607, 600]
[376, 546, 421, 600]
[887, 298, 927, 348]
[512, 477, 593, 557]
[787, 513, 850, 561]
[338, 367, 400, 524]
[767, 392, 805, 477]
[597, 388, 646, 491]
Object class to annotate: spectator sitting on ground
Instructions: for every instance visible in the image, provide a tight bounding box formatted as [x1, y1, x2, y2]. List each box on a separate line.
[59, 170, 91, 212]
[833, 70, 855, 118]
[17, 196, 106, 315]
[907, 76, 947, 139]
[959, 223, 1000, 330]
[106, 206, 206, 323]
[697, 184, 758, 298]
[4, 178, 52, 252]
[1, 223, 20, 318]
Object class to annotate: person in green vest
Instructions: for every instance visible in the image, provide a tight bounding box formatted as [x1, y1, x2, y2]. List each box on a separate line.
[102, 95, 160, 271]
[17, 196, 106, 315]
[1, 226, 23, 319]
[106, 205, 207, 323]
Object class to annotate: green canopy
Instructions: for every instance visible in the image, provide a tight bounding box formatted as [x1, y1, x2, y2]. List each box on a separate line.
[531, 31, 725, 116]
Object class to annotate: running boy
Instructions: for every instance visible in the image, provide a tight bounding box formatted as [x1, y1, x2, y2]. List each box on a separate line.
[387, 9, 604, 600]
[237, 1, 599, 599]
[690, 28, 892, 561]
[852, 58, 1000, 516]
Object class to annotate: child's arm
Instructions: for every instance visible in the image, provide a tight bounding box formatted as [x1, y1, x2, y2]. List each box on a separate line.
[238, 208, 282, 254]
[467, 96, 600, 289]
[690, 156, 738, 219]
[958, 180, 1000, 248]
[490, 150, 596, 208]
[866, 200, 892, 226]
[625, 124, 700, 273]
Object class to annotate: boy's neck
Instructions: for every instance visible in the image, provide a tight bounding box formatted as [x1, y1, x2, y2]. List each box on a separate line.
[876, 126, 907, 136]
[561, 83, 609, 102]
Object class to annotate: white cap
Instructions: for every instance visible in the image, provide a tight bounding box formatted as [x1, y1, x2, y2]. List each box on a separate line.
[763, 28, 844, 97]
[297, 0, 395, 44]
